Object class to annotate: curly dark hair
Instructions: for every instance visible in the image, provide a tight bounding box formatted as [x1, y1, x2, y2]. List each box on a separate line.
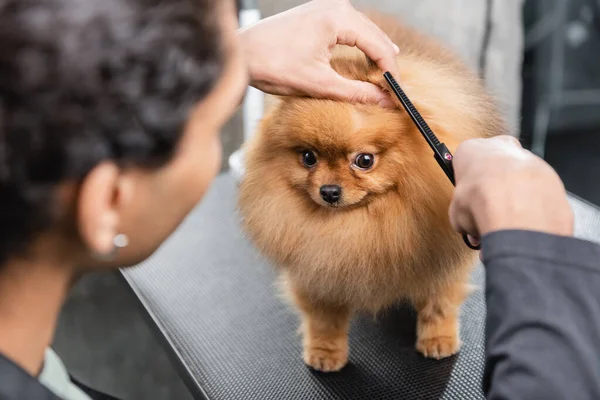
[0, 0, 225, 264]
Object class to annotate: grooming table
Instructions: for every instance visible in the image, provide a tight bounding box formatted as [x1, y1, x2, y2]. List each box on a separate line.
[120, 173, 600, 399]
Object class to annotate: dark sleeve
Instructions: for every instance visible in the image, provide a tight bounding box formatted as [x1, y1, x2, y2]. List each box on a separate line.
[482, 230, 600, 400]
[0, 354, 59, 400]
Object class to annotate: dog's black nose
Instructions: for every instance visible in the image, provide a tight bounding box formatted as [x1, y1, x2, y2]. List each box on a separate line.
[320, 185, 342, 204]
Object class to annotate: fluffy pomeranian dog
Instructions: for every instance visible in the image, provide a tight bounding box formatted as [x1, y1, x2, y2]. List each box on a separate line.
[238, 12, 506, 372]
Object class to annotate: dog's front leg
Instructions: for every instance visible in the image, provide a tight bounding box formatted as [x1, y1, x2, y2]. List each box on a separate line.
[412, 281, 469, 360]
[287, 281, 351, 372]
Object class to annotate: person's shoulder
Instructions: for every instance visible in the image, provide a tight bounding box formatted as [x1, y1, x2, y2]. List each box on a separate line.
[0, 353, 60, 400]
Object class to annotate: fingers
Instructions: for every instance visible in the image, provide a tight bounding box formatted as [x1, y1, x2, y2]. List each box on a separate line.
[448, 187, 480, 239]
[467, 235, 481, 247]
[466, 235, 481, 254]
[493, 134, 522, 148]
[357, 11, 400, 55]
[323, 71, 396, 108]
[453, 137, 508, 180]
[334, 10, 400, 79]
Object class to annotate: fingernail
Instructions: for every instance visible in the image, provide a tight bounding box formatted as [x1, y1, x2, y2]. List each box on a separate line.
[378, 97, 396, 109]
[393, 44, 400, 54]
[467, 235, 481, 246]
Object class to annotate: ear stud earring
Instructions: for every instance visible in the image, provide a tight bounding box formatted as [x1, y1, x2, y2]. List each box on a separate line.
[113, 233, 129, 249]
[92, 233, 129, 261]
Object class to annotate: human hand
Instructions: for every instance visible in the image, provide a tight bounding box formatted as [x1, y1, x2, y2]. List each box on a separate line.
[449, 136, 574, 240]
[239, 0, 399, 107]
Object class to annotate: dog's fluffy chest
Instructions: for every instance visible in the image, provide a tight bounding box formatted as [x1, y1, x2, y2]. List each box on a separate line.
[243, 195, 464, 311]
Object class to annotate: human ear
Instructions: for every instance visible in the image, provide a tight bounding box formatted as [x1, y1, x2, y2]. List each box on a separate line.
[76, 162, 134, 256]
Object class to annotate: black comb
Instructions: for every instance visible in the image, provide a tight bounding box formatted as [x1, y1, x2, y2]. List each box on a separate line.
[384, 72, 455, 185]
[383, 72, 480, 251]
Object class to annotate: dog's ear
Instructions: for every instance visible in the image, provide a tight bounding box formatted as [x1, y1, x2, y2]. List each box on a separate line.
[363, 55, 405, 110]
[365, 55, 379, 72]
[330, 45, 404, 109]
[364, 55, 389, 90]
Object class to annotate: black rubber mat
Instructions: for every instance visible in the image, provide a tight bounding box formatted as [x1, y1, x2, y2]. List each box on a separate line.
[121, 174, 600, 400]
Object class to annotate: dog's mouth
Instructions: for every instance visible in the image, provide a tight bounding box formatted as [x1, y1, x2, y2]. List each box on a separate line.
[310, 192, 371, 210]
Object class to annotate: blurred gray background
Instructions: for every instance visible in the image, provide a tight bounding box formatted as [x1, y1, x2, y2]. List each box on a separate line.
[52, 0, 600, 399]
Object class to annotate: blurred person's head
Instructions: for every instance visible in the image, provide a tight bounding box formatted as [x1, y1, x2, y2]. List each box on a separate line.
[0, 0, 246, 273]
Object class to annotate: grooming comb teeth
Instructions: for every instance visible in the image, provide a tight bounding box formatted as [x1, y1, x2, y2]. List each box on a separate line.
[383, 71, 481, 251]
[384, 72, 441, 148]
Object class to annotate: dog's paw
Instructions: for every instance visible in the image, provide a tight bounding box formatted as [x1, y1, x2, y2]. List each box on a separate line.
[416, 336, 461, 360]
[303, 346, 348, 372]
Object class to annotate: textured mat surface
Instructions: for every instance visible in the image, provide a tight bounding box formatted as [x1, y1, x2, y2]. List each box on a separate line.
[121, 174, 600, 400]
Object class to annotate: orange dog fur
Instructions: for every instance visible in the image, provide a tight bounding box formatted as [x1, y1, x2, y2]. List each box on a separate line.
[238, 12, 506, 372]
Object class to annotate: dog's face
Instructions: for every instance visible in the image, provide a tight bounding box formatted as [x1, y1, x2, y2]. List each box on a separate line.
[261, 98, 424, 210]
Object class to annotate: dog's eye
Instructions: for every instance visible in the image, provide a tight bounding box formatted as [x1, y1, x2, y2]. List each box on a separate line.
[301, 150, 317, 168]
[354, 154, 375, 170]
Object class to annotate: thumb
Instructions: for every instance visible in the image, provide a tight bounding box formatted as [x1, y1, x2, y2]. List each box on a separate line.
[321, 72, 396, 108]
[448, 193, 480, 239]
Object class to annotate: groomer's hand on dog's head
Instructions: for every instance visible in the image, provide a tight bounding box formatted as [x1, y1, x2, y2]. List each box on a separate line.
[239, 0, 400, 108]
